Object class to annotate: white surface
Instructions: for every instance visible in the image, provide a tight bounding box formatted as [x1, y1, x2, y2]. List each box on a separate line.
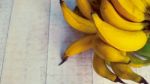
[0, 0, 13, 79]
[0, 0, 50, 84]
[47, 0, 93, 84]
[0, 0, 149, 84]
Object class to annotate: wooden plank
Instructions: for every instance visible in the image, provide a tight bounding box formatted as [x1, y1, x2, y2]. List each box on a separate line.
[46, 0, 93, 84]
[0, 0, 13, 78]
[0, 0, 50, 84]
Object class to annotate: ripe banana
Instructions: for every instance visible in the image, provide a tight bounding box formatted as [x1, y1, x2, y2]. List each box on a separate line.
[93, 53, 125, 83]
[76, 0, 92, 19]
[92, 13, 147, 51]
[110, 63, 148, 83]
[93, 38, 130, 63]
[110, 0, 150, 22]
[59, 35, 94, 65]
[100, 0, 149, 31]
[130, 0, 150, 14]
[60, 0, 96, 34]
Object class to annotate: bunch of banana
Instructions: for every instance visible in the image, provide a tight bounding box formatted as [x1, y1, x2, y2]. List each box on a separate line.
[59, 0, 150, 83]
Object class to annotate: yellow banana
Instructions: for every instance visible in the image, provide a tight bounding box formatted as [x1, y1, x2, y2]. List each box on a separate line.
[76, 0, 92, 19]
[60, 0, 96, 34]
[93, 53, 125, 83]
[130, 0, 148, 13]
[92, 13, 147, 52]
[110, 63, 148, 83]
[110, 0, 150, 22]
[100, 0, 149, 31]
[59, 35, 94, 65]
[145, 0, 150, 5]
[93, 38, 130, 63]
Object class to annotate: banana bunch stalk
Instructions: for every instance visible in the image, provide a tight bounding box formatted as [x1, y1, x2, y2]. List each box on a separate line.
[59, 0, 150, 83]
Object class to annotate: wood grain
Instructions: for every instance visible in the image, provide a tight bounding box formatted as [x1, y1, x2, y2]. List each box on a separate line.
[0, 0, 50, 84]
[0, 0, 13, 79]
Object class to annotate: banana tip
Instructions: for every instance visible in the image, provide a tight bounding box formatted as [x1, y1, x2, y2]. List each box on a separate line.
[139, 77, 148, 84]
[114, 76, 126, 84]
[59, 56, 68, 66]
[59, 0, 63, 4]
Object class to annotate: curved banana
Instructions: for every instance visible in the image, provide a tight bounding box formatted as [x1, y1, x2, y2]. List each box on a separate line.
[59, 35, 94, 65]
[93, 38, 130, 63]
[130, 0, 149, 13]
[110, 63, 148, 84]
[93, 54, 125, 83]
[76, 0, 92, 19]
[60, 0, 96, 34]
[110, 0, 150, 22]
[100, 0, 149, 31]
[92, 13, 147, 51]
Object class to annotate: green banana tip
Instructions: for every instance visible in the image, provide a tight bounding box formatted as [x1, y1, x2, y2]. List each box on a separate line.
[114, 76, 126, 84]
[139, 77, 148, 84]
[58, 56, 68, 66]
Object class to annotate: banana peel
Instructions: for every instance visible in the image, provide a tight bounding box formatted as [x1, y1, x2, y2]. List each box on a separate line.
[136, 43, 150, 59]
[136, 37, 150, 59]
[129, 54, 150, 68]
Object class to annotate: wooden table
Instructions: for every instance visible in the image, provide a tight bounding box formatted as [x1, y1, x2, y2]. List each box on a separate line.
[0, 0, 149, 84]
